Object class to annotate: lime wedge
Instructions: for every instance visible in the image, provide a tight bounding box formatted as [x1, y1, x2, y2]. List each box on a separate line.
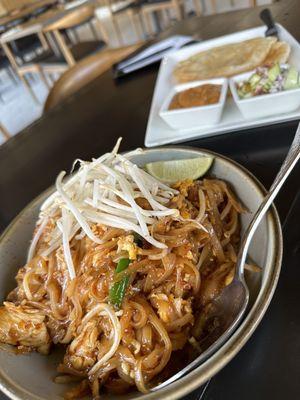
[145, 157, 213, 184]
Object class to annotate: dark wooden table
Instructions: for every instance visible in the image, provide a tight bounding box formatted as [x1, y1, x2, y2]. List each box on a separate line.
[0, 1, 300, 399]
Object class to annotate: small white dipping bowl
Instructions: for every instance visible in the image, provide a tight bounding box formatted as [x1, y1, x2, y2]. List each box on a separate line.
[159, 79, 228, 130]
[230, 70, 300, 120]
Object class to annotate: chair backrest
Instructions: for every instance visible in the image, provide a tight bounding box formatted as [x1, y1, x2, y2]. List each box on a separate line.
[44, 42, 143, 112]
[210, 0, 257, 14]
[44, 5, 95, 32]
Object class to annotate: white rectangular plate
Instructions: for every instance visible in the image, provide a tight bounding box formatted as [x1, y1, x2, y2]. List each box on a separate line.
[145, 24, 300, 147]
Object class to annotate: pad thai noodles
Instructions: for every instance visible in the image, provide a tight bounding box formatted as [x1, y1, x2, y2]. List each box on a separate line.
[0, 140, 250, 399]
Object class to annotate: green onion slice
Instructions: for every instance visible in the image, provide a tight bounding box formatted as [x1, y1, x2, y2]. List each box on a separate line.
[115, 258, 130, 273]
[109, 276, 130, 308]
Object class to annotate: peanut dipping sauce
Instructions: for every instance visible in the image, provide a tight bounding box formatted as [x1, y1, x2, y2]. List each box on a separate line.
[168, 84, 222, 110]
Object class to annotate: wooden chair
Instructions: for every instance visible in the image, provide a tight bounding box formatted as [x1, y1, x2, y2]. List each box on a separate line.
[44, 42, 143, 111]
[96, 0, 144, 46]
[1, 34, 51, 103]
[3, 5, 109, 102]
[0, 122, 11, 141]
[40, 5, 108, 75]
[141, 0, 201, 37]
[210, 0, 257, 14]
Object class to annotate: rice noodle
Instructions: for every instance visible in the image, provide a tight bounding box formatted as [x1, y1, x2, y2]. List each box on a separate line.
[86, 304, 121, 376]
[27, 217, 49, 263]
[57, 209, 76, 280]
[135, 358, 148, 393]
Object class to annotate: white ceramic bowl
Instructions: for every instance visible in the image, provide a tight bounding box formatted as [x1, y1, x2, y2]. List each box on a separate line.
[230, 71, 300, 120]
[159, 79, 228, 130]
[0, 147, 282, 400]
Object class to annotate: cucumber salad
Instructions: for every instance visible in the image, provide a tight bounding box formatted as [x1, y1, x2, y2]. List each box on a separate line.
[237, 63, 300, 99]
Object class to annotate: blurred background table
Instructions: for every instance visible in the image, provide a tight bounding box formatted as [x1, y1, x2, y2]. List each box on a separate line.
[0, 0, 57, 29]
[0, 0, 300, 399]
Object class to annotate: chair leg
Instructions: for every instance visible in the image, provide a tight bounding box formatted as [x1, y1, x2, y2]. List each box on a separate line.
[38, 67, 51, 90]
[6, 66, 19, 85]
[48, 73, 56, 84]
[89, 21, 99, 41]
[0, 86, 5, 104]
[2, 42, 19, 75]
[136, 11, 147, 40]
[37, 32, 49, 51]
[45, 32, 61, 57]
[28, 73, 35, 82]
[193, 0, 202, 16]
[173, 3, 182, 20]
[0, 122, 10, 139]
[0, 123, 11, 140]
[210, 0, 217, 13]
[52, 30, 76, 67]
[94, 17, 110, 44]
[112, 16, 124, 46]
[143, 11, 154, 38]
[20, 73, 40, 104]
[71, 28, 80, 44]
[127, 10, 142, 41]
[1, 42, 39, 103]
[162, 9, 169, 28]
[134, 12, 145, 41]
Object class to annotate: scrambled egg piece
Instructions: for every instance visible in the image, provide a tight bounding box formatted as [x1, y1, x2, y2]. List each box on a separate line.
[181, 209, 191, 219]
[117, 235, 138, 260]
[173, 179, 194, 197]
[172, 180, 200, 219]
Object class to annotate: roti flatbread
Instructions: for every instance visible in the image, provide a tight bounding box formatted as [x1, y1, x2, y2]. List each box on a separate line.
[173, 37, 277, 83]
[263, 41, 291, 65]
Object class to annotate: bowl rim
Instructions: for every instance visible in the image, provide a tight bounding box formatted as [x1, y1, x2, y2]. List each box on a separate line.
[0, 146, 283, 400]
